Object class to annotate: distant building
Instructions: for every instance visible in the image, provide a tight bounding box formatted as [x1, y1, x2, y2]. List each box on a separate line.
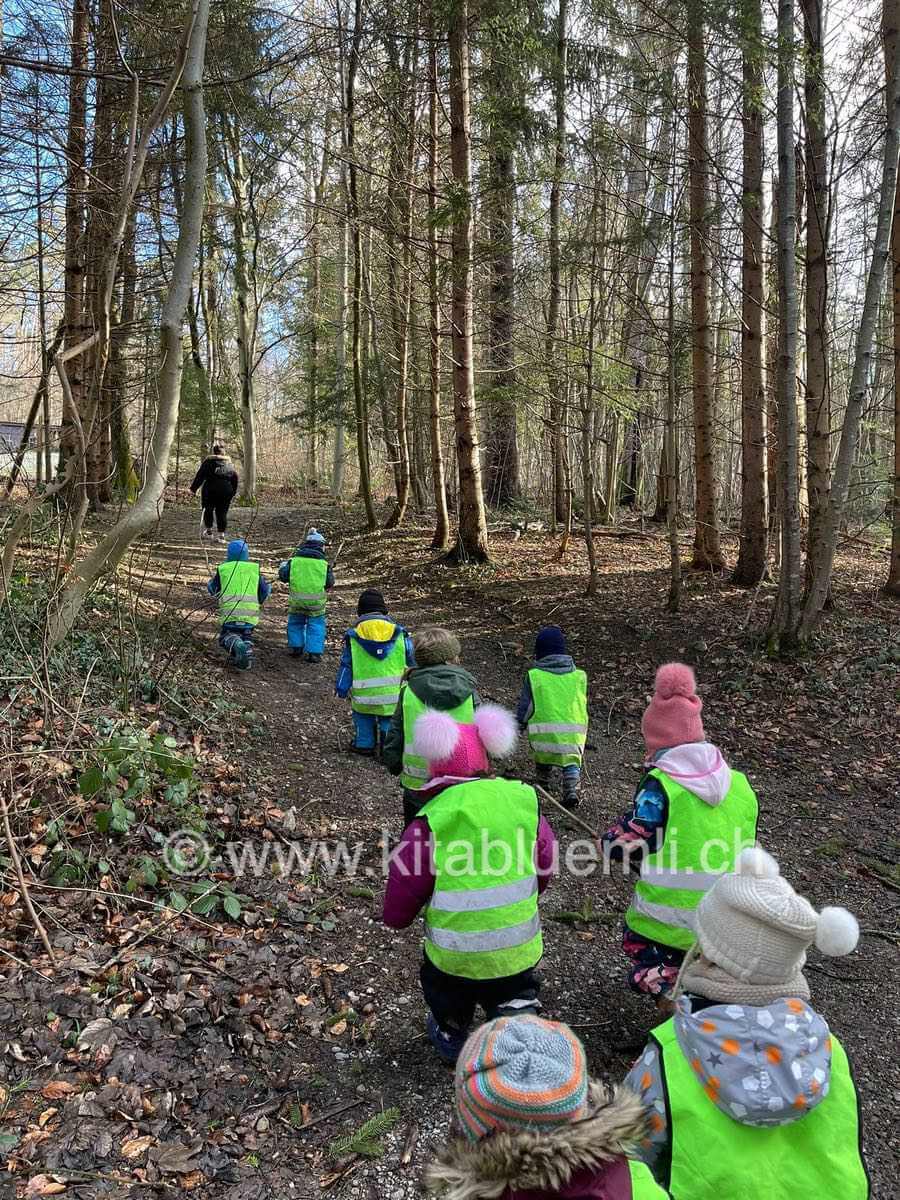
[0, 421, 60, 453]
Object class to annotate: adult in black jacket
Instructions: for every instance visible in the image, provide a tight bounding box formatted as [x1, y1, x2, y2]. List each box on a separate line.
[190, 446, 239, 542]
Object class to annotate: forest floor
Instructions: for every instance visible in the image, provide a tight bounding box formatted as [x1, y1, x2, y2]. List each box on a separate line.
[1, 494, 898, 1200]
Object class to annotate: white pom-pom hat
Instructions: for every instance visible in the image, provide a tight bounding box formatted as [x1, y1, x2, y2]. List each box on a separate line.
[413, 704, 518, 781]
[685, 846, 859, 1004]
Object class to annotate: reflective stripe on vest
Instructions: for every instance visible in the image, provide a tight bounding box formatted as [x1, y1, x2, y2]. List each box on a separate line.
[625, 768, 759, 951]
[651, 1018, 869, 1200]
[218, 560, 261, 627]
[349, 631, 407, 717]
[399, 687, 475, 790]
[526, 668, 588, 766]
[628, 1159, 671, 1199]
[421, 778, 542, 980]
[289, 556, 328, 614]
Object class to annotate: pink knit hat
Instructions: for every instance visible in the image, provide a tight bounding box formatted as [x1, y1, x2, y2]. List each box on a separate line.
[413, 705, 518, 780]
[641, 662, 705, 756]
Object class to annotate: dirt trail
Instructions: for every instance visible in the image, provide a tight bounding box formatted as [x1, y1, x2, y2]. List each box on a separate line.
[34, 499, 898, 1197]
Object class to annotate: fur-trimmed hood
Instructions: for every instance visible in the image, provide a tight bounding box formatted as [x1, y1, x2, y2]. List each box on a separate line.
[425, 1082, 649, 1200]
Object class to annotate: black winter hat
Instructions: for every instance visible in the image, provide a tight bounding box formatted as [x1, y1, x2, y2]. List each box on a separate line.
[357, 589, 388, 617]
[535, 625, 567, 658]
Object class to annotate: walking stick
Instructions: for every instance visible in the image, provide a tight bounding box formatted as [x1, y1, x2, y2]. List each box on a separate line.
[533, 783, 601, 841]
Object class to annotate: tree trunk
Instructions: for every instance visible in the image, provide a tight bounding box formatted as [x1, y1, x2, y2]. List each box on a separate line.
[447, 0, 489, 562]
[386, 21, 419, 529]
[428, 16, 451, 550]
[798, 9, 900, 633]
[346, 0, 377, 528]
[224, 119, 257, 504]
[772, 0, 803, 649]
[733, 0, 768, 585]
[484, 29, 520, 508]
[48, 0, 210, 644]
[59, 0, 89, 488]
[687, 0, 725, 570]
[801, 0, 831, 586]
[666, 153, 682, 613]
[306, 126, 331, 486]
[884, 0, 900, 596]
[545, 0, 568, 527]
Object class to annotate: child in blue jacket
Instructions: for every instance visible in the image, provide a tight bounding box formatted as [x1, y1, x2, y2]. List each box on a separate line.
[334, 590, 415, 755]
[277, 528, 334, 661]
[207, 539, 271, 670]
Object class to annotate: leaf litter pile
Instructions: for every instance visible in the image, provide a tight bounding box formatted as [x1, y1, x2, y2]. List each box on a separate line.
[1, 499, 897, 1199]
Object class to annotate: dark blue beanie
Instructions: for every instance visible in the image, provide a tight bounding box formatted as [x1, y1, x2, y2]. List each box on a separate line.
[535, 625, 567, 658]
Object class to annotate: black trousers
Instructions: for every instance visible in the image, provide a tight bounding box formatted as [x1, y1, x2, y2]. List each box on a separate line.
[202, 494, 232, 532]
[420, 955, 540, 1033]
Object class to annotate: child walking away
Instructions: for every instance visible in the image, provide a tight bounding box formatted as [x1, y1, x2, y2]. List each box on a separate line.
[278, 528, 334, 661]
[207, 539, 270, 670]
[625, 848, 866, 1199]
[426, 1015, 670, 1200]
[600, 663, 759, 1012]
[383, 705, 557, 1066]
[334, 589, 415, 757]
[516, 625, 588, 810]
[382, 627, 480, 825]
[190, 444, 238, 543]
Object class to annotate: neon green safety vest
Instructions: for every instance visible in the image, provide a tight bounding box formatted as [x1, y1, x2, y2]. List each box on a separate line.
[420, 777, 543, 980]
[349, 629, 407, 717]
[629, 1160, 671, 1198]
[399, 687, 475, 790]
[217, 560, 261, 627]
[288, 556, 328, 615]
[650, 1017, 868, 1199]
[625, 768, 759, 951]
[526, 668, 588, 766]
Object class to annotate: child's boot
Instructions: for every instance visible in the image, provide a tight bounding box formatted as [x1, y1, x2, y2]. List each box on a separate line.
[426, 1013, 468, 1066]
[233, 639, 252, 671]
[305, 652, 322, 663]
[562, 773, 580, 810]
[535, 763, 552, 787]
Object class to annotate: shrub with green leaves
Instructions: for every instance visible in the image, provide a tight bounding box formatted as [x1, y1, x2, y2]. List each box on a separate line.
[78, 726, 197, 836]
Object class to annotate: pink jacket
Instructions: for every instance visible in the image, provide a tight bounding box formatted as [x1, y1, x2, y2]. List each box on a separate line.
[383, 779, 557, 929]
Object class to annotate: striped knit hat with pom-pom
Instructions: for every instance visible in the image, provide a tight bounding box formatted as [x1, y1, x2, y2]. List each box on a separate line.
[454, 1016, 589, 1141]
[641, 662, 705, 755]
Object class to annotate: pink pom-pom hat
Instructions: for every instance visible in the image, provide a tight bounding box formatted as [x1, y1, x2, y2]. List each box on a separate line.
[640, 662, 705, 756]
[413, 703, 517, 780]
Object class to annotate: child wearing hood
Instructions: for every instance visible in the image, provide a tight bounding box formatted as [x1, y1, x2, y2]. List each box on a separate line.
[516, 625, 588, 810]
[427, 1015, 670, 1200]
[334, 589, 415, 756]
[382, 626, 481, 826]
[383, 705, 557, 1064]
[277, 528, 334, 662]
[625, 847, 867, 1198]
[207, 539, 271, 670]
[600, 663, 759, 1010]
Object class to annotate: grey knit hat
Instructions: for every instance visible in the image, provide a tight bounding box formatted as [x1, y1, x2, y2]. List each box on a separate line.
[413, 626, 461, 667]
[678, 848, 860, 1005]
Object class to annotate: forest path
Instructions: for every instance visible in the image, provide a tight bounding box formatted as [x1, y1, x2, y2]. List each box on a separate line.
[101, 498, 896, 1198]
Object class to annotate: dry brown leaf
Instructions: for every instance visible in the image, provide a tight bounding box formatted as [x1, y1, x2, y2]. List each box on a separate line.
[329, 1020, 347, 1036]
[25, 1176, 66, 1197]
[121, 1135, 154, 1159]
[37, 1108, 58, 1128]
[40, 1082, 77, 1100]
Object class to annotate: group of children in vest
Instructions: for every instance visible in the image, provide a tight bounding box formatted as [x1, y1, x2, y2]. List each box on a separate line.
[379, 660, 867, 1199]
[206, 529, 334, 670]
[208, 535, 868, 1197]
